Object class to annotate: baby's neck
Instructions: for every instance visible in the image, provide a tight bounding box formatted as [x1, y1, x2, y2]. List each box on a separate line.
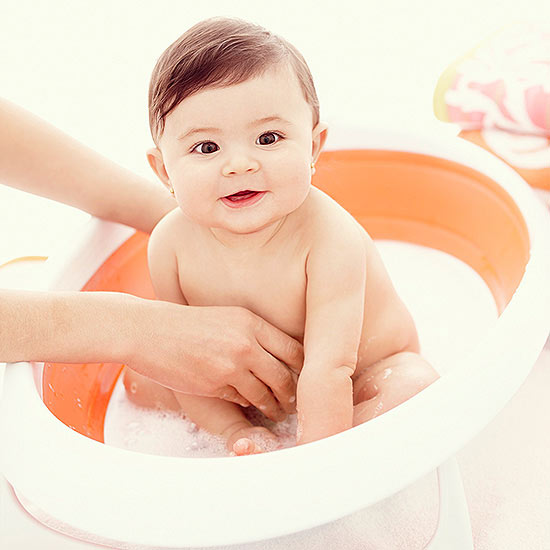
[206, 216, 288, 253]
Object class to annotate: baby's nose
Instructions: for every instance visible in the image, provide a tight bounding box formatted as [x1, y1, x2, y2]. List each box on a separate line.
[222, 154, 260, 176]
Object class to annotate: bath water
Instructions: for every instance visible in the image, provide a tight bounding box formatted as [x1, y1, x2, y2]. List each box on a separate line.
[104, 241, 498, 457]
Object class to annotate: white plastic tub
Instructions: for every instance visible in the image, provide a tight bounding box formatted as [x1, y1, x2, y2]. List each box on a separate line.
[1, 129, 549, 549]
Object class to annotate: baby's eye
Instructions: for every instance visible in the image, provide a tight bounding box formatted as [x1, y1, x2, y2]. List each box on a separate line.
[192, 141, 219, 154]
[256, 132, 282, 146]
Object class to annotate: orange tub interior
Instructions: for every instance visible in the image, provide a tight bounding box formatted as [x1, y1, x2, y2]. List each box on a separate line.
[42, 149, 531, 443]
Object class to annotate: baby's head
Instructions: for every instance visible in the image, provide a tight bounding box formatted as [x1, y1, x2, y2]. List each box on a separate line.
[147, 17, 328, 236]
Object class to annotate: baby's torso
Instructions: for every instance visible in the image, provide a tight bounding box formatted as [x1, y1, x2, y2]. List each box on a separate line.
[167, 187, 415, 368]
[175, 235, 308, 342]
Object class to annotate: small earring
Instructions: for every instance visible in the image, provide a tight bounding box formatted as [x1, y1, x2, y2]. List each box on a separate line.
[311, 162, 316, 175]
[169, 187, 175, 195]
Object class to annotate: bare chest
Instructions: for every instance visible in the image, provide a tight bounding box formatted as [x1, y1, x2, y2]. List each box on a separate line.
[176, 249, 308, 342]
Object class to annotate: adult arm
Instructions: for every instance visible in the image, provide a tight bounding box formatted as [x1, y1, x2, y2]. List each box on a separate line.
[0, 289, 302, 412]
[0, 98, 174, 233]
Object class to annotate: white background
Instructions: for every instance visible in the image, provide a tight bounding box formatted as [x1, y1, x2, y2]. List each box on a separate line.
[1, 0, 549, 264]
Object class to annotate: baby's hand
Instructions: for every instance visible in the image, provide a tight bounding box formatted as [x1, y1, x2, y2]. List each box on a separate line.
[227, 426, 280, 456]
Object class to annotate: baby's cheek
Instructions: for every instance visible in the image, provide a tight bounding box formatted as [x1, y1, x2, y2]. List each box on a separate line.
[177, 184, 212, 220]
[286, 159, 312, 190]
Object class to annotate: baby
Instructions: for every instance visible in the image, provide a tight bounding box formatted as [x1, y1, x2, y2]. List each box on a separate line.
[125, 17, 439, 455]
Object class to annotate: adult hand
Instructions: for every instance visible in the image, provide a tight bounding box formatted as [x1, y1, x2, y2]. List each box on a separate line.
[127, 301, 303, 421]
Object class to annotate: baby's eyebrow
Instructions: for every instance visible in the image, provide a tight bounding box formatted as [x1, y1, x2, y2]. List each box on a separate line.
[249, 115, 291, 127]
[177, 116, 291, 141]
[177, 126, 220, 141]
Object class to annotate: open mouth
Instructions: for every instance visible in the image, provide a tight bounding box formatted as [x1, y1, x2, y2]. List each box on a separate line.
[221, 190, 266, 208]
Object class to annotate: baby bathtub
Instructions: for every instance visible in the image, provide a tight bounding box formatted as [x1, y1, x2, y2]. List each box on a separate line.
[1, 129, 549, 549]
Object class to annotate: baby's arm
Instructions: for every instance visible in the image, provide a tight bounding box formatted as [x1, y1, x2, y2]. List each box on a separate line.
[297, 225, 367, 445]
[147, 215, 188, 306]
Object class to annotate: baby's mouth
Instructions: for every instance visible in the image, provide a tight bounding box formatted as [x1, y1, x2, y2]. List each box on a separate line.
[221, 190, 266, 208]
[224, 190, 259, 202]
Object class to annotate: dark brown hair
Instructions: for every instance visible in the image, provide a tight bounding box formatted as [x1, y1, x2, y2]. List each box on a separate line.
[148, 17, 320, 142]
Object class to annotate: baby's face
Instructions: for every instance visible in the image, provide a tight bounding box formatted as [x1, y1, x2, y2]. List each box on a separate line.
[154, 63, 325, 235]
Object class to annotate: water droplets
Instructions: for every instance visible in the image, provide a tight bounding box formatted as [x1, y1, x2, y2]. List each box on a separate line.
[373, 401, 384, 418]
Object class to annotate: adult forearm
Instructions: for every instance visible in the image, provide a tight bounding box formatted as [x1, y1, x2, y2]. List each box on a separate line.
[296, 364, 354, 445]
[0, 290, 304, 416]
[0, 289, 139, 364]
[0, 99, 174, 233]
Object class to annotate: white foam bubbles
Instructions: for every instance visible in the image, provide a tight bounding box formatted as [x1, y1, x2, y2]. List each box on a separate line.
[105, 380, 297, 458]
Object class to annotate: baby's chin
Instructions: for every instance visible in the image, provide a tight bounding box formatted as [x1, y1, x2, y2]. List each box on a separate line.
[211, 216, 286, 237]
[180, 208, 276, 234]
[213, 210, 289, 235]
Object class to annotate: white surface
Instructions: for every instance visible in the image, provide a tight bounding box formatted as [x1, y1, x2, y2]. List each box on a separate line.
[425, 458, 473, 550]
[2, 344, 549, 550]
[3, 351, 550, 550]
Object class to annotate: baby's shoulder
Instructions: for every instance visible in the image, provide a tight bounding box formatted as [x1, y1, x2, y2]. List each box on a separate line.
[149, 208, 192, 256]
[153, 207, 189, 233]
[305, 187, 369, 248]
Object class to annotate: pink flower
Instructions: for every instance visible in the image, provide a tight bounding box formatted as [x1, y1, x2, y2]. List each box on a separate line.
[468, 80, 515, 123]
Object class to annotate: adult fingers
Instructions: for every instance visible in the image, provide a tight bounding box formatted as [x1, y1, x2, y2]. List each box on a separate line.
[236, 374, 286, 422]
[218, 386, 251, 408]
[254, 319, 304, 376]
[252, 356, 296, 414]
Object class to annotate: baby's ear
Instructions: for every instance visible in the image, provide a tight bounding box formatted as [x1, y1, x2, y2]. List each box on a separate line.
[311, 122, 329, 164]
[146, 147, 171, 190]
